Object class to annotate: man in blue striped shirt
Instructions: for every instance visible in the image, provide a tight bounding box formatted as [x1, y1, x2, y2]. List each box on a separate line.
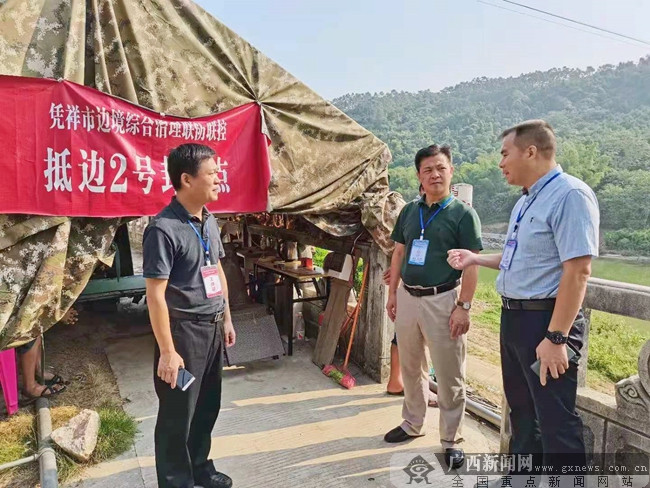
[447, 120, 599, 476]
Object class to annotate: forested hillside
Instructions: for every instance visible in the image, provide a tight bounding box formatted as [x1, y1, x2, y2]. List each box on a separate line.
[333, 56, 650, 252]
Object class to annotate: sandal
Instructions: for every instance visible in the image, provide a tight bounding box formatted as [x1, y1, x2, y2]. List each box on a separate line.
[36, 373, 68, 386]
[20, 384, 66, 406]
[27, 384, 66, 398]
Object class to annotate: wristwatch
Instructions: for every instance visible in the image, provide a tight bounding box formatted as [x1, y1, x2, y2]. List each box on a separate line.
[456, 300, 471, 311]
[545, 330, 568, 344]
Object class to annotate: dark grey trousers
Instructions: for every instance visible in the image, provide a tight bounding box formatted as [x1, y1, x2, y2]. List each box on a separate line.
[153, 317, 223, 488]
[501, 307, 586, 472]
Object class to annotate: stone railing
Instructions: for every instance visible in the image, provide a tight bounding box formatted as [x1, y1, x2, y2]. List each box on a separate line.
[500, 278, 650, 466]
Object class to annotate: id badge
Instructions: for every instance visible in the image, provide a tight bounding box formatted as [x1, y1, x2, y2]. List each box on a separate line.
[408, 239, 429, 266]
[200, 265, 223, 298]
[499, 239, 518, 270]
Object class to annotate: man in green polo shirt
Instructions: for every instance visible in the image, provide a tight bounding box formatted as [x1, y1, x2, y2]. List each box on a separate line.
[384, 144, 482, 470]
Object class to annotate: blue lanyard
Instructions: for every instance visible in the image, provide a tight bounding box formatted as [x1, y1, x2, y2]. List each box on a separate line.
[513, 171, 561, 237]
[188, 220, 211, 265]
[418, 195, 454, 239]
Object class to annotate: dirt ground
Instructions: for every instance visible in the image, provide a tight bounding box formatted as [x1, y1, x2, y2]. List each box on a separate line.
[0, 298, 150, 488]
[36, 299, 149, 412]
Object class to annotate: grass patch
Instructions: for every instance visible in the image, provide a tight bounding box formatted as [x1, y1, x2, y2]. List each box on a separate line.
[467, 320, 501, 366]
[585, 367, 616, 395]
[56, 450, 83, 483]
[0, 403, 137, 486]
[473, 282, 502, 334]
[0, 413, 35, 465]
[591, 257, 650, 287]
[588, 311, 650, 382]
[94, 404, 139, 462]
[55, 403, 138, 482]
[0, 413, 37, 488]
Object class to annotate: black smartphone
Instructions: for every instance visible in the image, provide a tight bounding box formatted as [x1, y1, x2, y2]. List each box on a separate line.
[176, 368, 196, 391]
[530, 345, 577, 379]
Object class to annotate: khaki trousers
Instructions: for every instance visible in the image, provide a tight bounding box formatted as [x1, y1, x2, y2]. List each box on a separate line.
[395, 285, 466, 448]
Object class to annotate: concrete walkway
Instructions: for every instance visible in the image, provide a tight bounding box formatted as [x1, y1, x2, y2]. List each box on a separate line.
[68, 335, 499, 488]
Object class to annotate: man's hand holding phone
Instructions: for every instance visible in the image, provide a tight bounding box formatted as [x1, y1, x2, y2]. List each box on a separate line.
[531, 344, 576, 386]
[158, 350, 185, 389]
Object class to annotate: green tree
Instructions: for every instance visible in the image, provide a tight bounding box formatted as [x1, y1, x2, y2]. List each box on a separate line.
[599, 170, 650, 230]
[558, 141, 610, 189]
[453, 152, 520, 224]
[333, 55, 650, 231]
[388, 166, 419, 201]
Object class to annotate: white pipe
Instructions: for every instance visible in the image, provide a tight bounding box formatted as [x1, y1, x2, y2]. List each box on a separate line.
[0, 454, 38, 471]
[36, 398, 58, 488]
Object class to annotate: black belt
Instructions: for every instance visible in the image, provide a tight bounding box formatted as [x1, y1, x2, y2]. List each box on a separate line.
[404, 279, 460, 297]
[501, 297, 556, 311]
[169, 309, 225, 323]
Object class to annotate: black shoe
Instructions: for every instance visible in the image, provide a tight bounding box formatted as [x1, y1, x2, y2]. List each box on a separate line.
[384, 426, 418, 443]
[444, 448, 465, 469]
[195, 470, 233, 488]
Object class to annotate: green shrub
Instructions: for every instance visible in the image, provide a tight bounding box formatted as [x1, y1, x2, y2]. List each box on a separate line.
[604, 229, 650, 255]
[94, 404, 138, 462]
[312, 247, 328, 267]
[588, 311, 650, 382]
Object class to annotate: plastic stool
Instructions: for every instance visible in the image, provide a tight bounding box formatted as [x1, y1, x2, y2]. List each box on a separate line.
[0, 348, 19, 415]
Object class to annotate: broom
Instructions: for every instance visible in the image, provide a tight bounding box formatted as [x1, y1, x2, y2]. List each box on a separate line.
[322, 261, 369, 389]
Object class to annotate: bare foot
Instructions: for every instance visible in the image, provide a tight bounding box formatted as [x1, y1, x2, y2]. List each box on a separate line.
[386, 382, 404, 395]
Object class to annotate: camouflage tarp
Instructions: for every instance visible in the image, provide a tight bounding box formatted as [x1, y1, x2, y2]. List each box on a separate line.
[0, 0, 403, 349]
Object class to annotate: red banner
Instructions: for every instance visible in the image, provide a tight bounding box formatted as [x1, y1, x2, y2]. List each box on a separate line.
[0, 75, 272, 216]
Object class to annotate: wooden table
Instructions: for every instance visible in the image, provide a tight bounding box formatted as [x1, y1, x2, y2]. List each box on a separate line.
[253, 259, 328, 356]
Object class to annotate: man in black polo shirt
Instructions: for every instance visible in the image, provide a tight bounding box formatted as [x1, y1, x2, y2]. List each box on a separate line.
[143, 144, 235, 488]
[384, 144, 482, 470]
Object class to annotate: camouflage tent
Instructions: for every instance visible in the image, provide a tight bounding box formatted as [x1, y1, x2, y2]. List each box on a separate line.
[0, 0, 403, 349]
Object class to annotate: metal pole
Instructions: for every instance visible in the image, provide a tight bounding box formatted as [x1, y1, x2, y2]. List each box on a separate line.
[36, 397, 58, 488]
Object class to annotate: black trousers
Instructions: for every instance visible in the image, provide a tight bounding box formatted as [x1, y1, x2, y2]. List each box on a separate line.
[500, 307, 586, 471]
[154, 318, 224, 488]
